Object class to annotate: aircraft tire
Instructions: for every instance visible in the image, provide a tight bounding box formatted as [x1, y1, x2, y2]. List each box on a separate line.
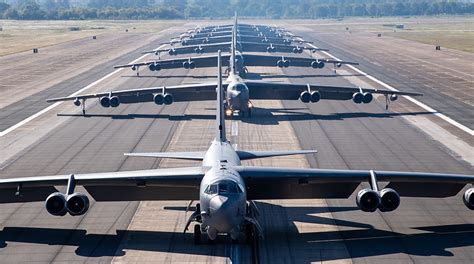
[194, 224, 201, 245]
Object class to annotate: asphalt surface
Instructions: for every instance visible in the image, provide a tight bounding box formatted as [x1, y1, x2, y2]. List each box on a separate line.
[0, 21, 473, 264]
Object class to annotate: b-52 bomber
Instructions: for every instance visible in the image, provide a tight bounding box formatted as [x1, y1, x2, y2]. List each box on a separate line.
[3, 52, 474, 244]
[115, 17, 357, 77]
[48, 33, 420, 117]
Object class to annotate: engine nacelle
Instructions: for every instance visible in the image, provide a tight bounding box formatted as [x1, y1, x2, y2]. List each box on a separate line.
[463, 188, 474, 210]
[131, 65, 137, 71]
[195, 47, 203, 54]
[379, 188, 400, 212]
[168, 49, 177, 56]
[336, 62, 342, 68]
[352, 92, 364, 104]
[299, 91, 311, 103]
[356, 189, 380, 212]
[45, 192, 67, 216]
[99, 96, 111, 107]
[66, 192, 90, 216]
[277, 60, 284, 68]
[153, 94, 164, 105]
[390, 94, 398, 101]
[73, 98, 81, 106]
[109, 96, 120, 107]
[362, 92, 373, 104]
[149, 63, 161, 71]
[282, 60, 290, 68]
[183, 61, 195, 69]
[163, 93, 173, 105]
[311, 60, 325, 69]
[310, 91, 321, 103]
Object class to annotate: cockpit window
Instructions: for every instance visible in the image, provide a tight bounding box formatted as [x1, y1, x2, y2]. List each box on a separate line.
[205, 184, 218, 194]
[231, 84, 246, 91]
[205, 180, 242, 195]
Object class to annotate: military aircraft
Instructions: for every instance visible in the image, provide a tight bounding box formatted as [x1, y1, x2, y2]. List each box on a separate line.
[47, 28, 421, 117]
[3, 52, 474, 244]
[114, 18, 357, 77]
[142, 40, 326, 57]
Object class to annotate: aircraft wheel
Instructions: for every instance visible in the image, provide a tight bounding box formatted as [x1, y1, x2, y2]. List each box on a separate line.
[194, 224, 201, 245]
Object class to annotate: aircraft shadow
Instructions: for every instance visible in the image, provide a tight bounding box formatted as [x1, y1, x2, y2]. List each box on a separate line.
[121, 75, 216, 79]
[1, 201, 473, 262]
[58, 109, 435, 126]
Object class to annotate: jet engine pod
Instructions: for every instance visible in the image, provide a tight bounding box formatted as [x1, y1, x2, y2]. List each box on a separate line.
[283, 60, 290, 68]
[131, 65, 137, 71]
[99, 96, 111, 107]
[66, 193, 90, 216]
[276, 60, 284, 68]
[311, 60, 325, 69]
[195, 47, 203, 54]
[169, 49, 177, 56]
[362, 92, 373, 104]
[463, 188, 474, 210]
[390, 94, 398, 101]
[356, 189, 380, 212]
[45, 192, 67, 216]
[149, 63, 161, 71]
[73, 98, 81, 106]
[163, 93, 173, 105]
[352, 92, 364, 104]
[109, 96, 120, 107]
[336, 62, 342, 68]
[188, 61, 196, 69]
[310, 91, 321, 103]
[299, 91, 311, 103]
[292, 47, 299, 54]
[153, 94, 164, 105]
[379, 188, 400, 212]
[183, 61, 190, 69]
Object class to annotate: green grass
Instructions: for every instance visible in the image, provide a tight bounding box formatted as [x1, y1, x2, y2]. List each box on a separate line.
[292, 16, 474, 53]
[0, 20, 183, 56]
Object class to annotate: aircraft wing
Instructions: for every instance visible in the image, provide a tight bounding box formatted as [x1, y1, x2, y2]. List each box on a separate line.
[242, 54, 358, 68]
[142, 42, 233, 55]
[0, 167, 208, 203]
[47, 82, 222, 104]
[244, 80, 422, 101]
[113, 54, 230, 71]
[235, 166, 474, 199]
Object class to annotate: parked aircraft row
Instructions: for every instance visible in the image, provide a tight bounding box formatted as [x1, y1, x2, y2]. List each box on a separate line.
[1, 16, 472, 246]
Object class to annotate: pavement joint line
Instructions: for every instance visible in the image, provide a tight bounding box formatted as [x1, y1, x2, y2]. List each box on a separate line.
[0, 44, 166, 138]
[303, 41, 473, 136]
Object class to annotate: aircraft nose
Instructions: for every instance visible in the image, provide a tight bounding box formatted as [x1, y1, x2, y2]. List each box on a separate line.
[208, 195, 239, 232]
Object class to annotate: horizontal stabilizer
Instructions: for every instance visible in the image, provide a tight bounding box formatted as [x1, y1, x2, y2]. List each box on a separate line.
[124, 152, 206, 161]
[236, 150, 316, 160]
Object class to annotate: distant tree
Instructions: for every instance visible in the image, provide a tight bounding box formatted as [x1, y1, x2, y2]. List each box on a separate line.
[3, 7, 19, 19]
[18, 0, 46, 19]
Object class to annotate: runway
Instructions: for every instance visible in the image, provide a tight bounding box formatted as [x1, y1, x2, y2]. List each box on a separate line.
[0, 21, 473, 263]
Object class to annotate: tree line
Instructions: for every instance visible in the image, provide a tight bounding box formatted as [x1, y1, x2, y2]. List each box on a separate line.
[0, 0, 473, 20]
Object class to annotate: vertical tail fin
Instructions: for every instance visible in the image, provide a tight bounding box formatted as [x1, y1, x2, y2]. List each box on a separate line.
[216, 50, 226, 142]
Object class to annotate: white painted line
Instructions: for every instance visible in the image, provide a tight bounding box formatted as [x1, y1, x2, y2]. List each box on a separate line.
[305, 42, 473, 136]
[0, 45, 166, 138]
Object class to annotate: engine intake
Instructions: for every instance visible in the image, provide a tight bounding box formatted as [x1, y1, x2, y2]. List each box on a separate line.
[299, 91, 311, 103]
[310, 91, 321, 103]
[163, 93, 174, 105]
[390, 94, 398, 101]
[148, 63, 161, 71]
[356, 189, 380, 212]
[154, 94, 164, 105]
[352, 92, 364, 104]
[379, 188, 400, 212]
[311, 60, 325, 69]
[109, 96, 120, 107]
[463, 188, 474, 210]
[73, 98, 81, 106]
[99, 96, 111, 107]
[66, 193, 89, 216]
[45, 192, 67, 216]
[362, 92, 373, 104]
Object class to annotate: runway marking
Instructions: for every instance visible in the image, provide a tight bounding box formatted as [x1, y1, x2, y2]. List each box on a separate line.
[0, 44, 166, 138]
[305, 42, 474, 136]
